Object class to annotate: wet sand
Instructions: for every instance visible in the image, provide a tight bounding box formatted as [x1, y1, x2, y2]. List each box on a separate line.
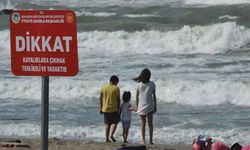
[0, 138, 191, 150]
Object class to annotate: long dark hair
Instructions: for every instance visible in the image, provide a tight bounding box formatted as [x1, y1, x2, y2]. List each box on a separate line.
[230, 143, 242, 150]
[133, 68, 151, 83]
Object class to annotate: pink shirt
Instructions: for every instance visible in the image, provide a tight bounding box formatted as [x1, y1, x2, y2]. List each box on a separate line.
[242, 145, 250, 150]
[212, 142, 230, 150]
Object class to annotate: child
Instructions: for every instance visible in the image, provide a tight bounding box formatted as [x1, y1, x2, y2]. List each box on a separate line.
[120, 91, 135, 143]
[192, 134, 212, 150]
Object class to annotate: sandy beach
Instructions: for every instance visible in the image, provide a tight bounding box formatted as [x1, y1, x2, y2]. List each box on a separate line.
[1, 0, 250, 148]
[0, 138, 190, 150]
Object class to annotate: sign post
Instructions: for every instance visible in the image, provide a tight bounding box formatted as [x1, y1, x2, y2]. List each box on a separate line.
[41, 76, 49, 150]
[10, 10, 78, 150]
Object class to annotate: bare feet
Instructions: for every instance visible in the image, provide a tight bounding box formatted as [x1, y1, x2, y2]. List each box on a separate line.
[110, 136, 116, 142]
[140, 141, 145, 144]
[105, 140, 111, 143]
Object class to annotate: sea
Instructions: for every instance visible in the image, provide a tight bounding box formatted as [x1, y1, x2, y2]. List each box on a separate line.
[1, 0, 250, 146]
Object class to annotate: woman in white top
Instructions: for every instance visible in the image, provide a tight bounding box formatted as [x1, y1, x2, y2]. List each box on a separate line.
[133, 68, 157, 144]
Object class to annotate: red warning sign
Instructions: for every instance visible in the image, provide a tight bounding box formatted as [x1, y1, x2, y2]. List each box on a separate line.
[10, 10, 78, 76]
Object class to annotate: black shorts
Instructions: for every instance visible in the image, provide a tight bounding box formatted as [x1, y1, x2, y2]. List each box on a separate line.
[103, 112, 120, 125]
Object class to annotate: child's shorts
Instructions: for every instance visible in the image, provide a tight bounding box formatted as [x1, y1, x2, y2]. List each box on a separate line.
[122, 120, 131, 130]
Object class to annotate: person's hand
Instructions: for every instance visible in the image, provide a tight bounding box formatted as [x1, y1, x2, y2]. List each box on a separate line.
[134, 107, 138, 112]
[132, 107, 137, 112]
[154, 107, 157, 113]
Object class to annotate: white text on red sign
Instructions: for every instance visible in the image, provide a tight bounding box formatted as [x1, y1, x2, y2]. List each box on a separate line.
[16, 32, 72, 52]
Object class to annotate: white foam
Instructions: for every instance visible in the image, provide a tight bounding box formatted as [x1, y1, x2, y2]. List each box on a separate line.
[123, 14, 159, 18]
[0, 30, 10, 56]
[2, 22, 249, 56]
[30, 1, 74, 7]
[184, 0, 250, 6]
[77, 22, 250, 55]
[76, 10, 116, 17]
[219, 15, 239, 20]
[1, 22, 250, 106]
[156, 79, 250, 106]
[29, 0, 250, 8]
[1, 77, 250, 106]
[44, 0, 178, 8]
[0, 1, 15, 10]
[0, 123, 249, 145]
[0, 78, 102, 102]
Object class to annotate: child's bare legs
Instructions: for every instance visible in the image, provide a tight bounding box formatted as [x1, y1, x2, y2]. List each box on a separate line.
[122, 128, 126, 142]
[123, 128, 129, 143]
[140, 115, 146, 144]
[148, 113, 154, 144]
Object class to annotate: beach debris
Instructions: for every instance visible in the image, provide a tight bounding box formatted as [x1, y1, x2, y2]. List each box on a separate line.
[0, 139, 30, 148]
[116, 145, 146, 150]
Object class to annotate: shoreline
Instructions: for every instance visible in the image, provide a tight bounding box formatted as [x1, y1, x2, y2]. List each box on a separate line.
[0, 138, 191, 150]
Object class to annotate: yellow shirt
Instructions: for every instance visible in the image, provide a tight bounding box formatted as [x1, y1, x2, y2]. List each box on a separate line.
[101, 83, 120, 112]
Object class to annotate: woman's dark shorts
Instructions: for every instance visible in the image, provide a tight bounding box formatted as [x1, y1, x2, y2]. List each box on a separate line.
[103, 112, 119, 125]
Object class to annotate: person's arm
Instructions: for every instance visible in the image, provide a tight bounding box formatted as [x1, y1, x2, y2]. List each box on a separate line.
[136, 88, 139, 109]
[129, 106, 137, 112]
[117, 95, 120, 111]
[117, 88, 120, 111]
[128, 104, 133, 111]
[153, 87, 157, 113]
[100, 92, 103, 114]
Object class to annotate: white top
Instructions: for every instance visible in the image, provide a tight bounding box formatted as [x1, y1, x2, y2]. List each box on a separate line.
[136, 81, 155, 115]
[120, 102, 132, 121]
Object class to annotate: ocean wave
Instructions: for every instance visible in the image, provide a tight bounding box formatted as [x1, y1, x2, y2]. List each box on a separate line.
[76, 10, 116, 17]
[1, 22, 249, 56]
[184, 0, 250, 6]
[24, 0, 250, 8]
[156, 79, 250, 106]
[1, 78, 250, 106]
[3, 0, 250, 10]
[0, 30, 10, 56]
[0, 123, 249, 145]
[77, 22, 250, 55]
[1, 22, 250, 59]
[0, 1, 15, 10]
[218, 15, 239, 20]
[123, 14, 159, 18]
[27, 0, 179, 8]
